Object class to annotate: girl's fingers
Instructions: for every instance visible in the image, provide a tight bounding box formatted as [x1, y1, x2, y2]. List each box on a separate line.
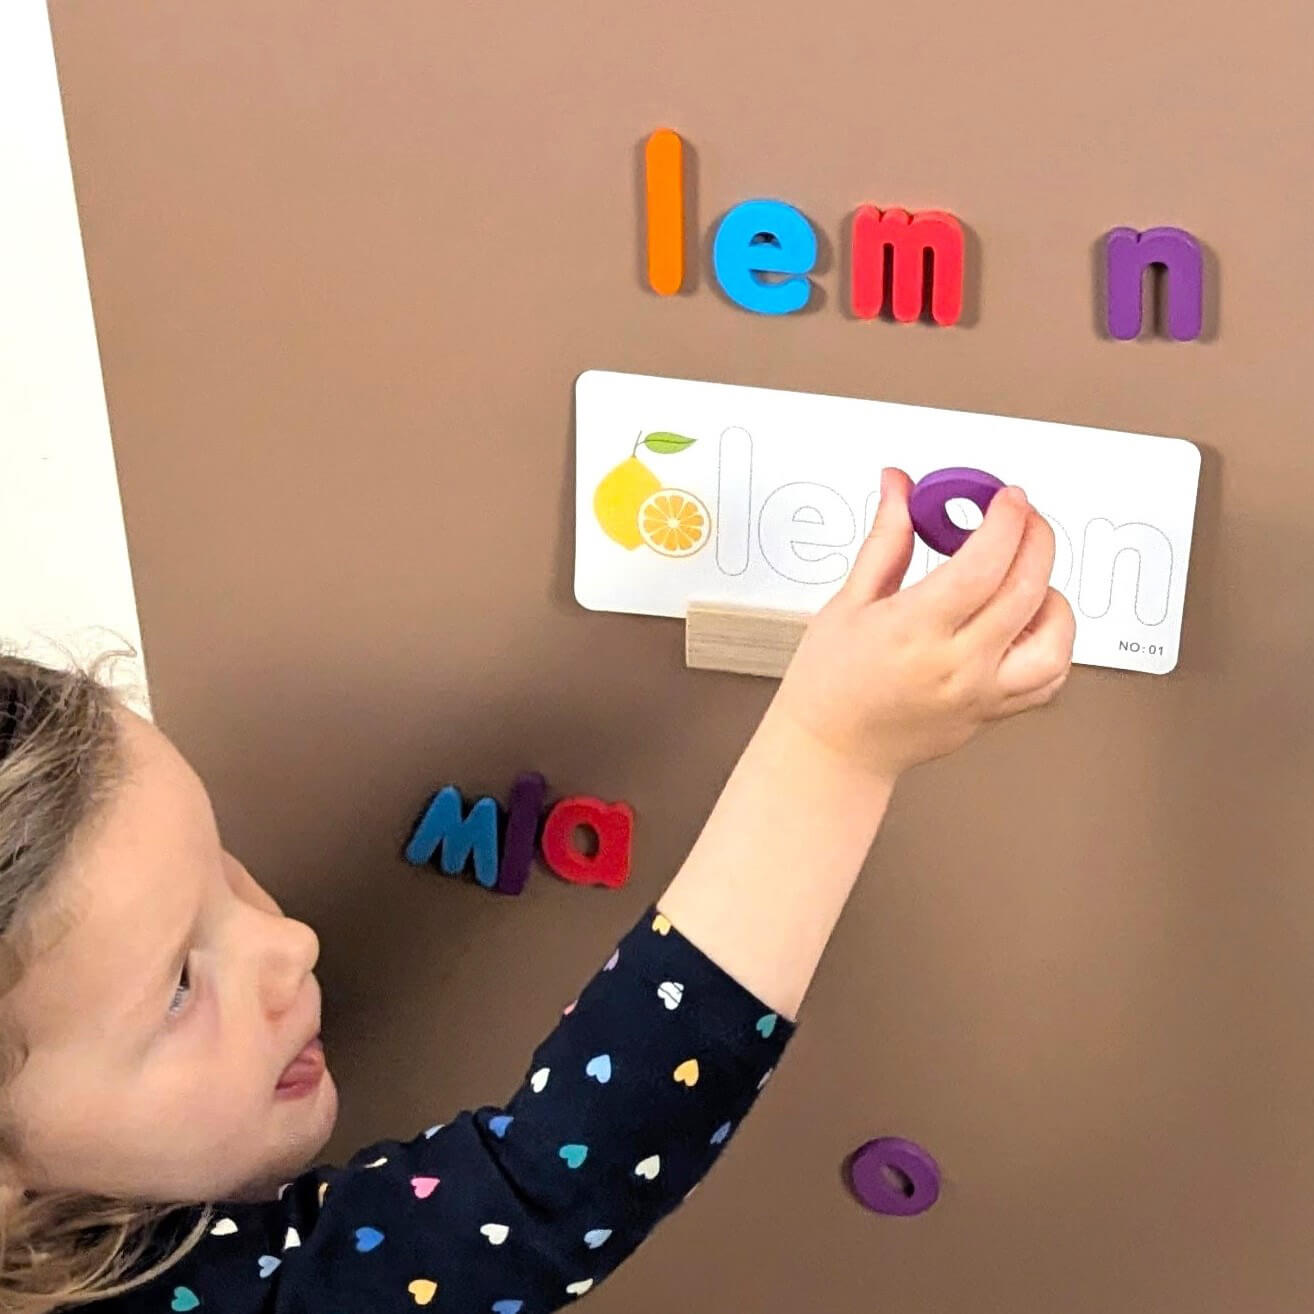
[906, 485, 1032, 630]
[957, 509, 1057, 652]
[986, 667, 1070, 721]
[993, 588, 1076, 698]
[842, 468, 916, 603]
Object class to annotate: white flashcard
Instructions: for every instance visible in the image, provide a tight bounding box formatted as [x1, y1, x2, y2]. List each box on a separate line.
[574, 370, 1202, 675]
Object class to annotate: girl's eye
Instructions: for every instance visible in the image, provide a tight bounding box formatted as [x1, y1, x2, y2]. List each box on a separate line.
[168, 961, 192, 1018]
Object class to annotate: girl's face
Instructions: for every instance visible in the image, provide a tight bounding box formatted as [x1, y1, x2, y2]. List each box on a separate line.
[2, 710, 338, 1203]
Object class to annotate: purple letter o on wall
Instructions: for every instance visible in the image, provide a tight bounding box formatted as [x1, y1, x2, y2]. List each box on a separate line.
[847, 1138, 942, 1217]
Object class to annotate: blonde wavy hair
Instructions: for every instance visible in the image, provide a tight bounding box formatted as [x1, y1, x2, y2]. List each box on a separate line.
[0, 649, 207, 1313]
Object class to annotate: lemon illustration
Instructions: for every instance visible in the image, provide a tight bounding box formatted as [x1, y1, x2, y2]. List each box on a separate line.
[593, 454, 662, 550]
[592, 430, 698, 550]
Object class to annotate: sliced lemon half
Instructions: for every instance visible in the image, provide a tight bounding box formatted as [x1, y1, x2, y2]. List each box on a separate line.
[637, 488, 710, 557]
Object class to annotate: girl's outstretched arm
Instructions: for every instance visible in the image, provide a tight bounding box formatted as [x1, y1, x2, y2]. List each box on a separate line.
[659, 469, 1074, 1019]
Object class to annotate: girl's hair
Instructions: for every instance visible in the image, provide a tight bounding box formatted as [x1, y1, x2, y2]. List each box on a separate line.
[0, 648, 207, 1313]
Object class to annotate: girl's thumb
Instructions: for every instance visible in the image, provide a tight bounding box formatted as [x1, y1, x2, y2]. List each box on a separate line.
[843, 468, 916, 602]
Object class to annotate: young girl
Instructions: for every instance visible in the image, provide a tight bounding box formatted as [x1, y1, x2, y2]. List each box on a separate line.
[0, 470, 1073, 1313]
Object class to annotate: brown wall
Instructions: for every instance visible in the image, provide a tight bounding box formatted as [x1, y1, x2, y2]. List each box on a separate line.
[47, 3, 1314, 1311]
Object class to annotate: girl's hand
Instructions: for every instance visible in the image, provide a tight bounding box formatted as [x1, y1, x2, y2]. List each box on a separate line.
[768, 467, 1076, 786]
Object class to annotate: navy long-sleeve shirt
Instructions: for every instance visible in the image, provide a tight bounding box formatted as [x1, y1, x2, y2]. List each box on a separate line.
[106, 909, 793, 1314]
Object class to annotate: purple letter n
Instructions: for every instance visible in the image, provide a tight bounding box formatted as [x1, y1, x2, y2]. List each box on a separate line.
[1105, 226, 1203, 341]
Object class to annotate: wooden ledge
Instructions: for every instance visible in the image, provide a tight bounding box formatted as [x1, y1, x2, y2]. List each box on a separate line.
[684, 600, 811, 679]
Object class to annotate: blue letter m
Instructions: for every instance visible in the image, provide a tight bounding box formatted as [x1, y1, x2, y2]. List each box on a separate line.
[404, 786, 500, 888]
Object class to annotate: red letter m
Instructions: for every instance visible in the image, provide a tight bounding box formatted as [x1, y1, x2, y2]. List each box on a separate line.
[850, 207, 964, 325]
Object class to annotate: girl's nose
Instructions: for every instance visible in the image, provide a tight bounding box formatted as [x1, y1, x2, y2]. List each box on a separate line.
[260, 917, 321, 1018]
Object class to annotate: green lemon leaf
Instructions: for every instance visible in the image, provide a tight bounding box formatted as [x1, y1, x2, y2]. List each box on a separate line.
[641, 432, 697, 455]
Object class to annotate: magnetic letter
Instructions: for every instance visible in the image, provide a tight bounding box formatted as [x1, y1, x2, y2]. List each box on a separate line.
[645, 128, 684, 296]
[404, 786, 500, 888]
[712, 199, 817, 315]
[907, 467, 1005, 557]
[848, 1138, 942, 1217]
[541, 797, 634, 888]
[850, 207, 964, 325]
[1105, 226, 1203, 341]
[495, 772, 547, 896]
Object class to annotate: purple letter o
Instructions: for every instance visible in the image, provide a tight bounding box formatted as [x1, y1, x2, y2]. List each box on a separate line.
[847, 1137, 941, 1217]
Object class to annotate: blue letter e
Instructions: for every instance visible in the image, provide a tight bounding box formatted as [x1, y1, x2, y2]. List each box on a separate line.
[712, 199, 817, 315]
[404, 786, 500, 888]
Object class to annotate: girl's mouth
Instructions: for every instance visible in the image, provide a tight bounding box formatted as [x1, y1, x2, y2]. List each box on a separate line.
[275, 1036, 326, 1099]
